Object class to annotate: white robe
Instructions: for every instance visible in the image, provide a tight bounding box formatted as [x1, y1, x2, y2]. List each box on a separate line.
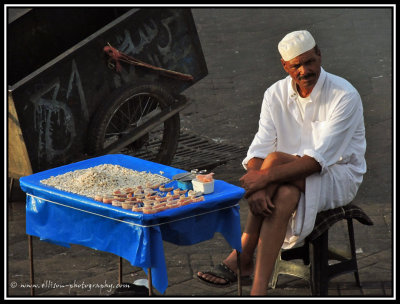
[242, 67, 367, 248]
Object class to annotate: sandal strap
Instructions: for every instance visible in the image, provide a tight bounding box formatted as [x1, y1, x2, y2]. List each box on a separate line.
[218, 263, 238, 281]
[201, 263, 237, 283]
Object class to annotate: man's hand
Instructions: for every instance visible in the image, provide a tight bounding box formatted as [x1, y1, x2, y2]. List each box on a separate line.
[239, 169, 269, 198]
[246, 188, 275, 217]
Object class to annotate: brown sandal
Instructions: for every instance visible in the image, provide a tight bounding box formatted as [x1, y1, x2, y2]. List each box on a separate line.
[197, 262, 252, 288]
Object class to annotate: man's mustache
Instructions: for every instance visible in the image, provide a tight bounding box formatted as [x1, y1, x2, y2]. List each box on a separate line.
[297, 73, 316, 80]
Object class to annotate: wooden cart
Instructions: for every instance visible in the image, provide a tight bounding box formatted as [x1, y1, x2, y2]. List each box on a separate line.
[7, 7, 208, 176]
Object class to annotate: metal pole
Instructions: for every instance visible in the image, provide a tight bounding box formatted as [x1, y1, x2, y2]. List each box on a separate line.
[9, 177, 14, 201]
[8, 178, 14, 220]
[28, 235, 34, 296]
[118, 257, 122, 285]
[236, 250, 242, 296]
[147, 268, 153, 296]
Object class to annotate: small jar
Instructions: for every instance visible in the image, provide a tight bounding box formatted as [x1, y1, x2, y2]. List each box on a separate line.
[132, 205, 143, 212]
[94, 195, 103, 202]
[102, 195, 113, 204]
[166, 200, 180, 209]
[113, 196, 126, 202]
[112, 200, 123, 207]
[143, 206, 156, 214]
[122, 201, 134, 210]
[192, 196, 205, 203]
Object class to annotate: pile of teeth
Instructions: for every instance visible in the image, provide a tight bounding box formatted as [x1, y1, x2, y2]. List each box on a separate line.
[40, 164, 205, 214]
[40, 164, 171, 198]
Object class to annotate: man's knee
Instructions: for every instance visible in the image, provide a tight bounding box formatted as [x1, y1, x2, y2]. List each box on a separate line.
[273, 184, 300, 216]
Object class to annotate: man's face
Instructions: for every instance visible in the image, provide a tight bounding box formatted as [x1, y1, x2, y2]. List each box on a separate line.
[281, 47, 322, 91]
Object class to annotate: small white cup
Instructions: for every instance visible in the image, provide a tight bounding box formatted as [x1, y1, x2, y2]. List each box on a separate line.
[192, 179, 214, 194]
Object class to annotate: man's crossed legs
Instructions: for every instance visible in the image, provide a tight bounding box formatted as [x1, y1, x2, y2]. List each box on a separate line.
[197, 152, 305, 295]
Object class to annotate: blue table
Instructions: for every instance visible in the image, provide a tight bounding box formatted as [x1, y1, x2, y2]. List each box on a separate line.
[20, 154, 244, 295]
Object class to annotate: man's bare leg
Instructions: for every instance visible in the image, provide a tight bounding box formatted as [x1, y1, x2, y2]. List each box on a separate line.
[251, 184, 301, 295]
[197, 152, 304, 286]
[197, 211, 263, 284]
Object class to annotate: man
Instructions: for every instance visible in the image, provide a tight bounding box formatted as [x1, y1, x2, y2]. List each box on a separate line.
[197, 30, 366, 295]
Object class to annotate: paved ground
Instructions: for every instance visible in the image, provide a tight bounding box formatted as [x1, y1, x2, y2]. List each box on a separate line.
[6, 6, 394, 299]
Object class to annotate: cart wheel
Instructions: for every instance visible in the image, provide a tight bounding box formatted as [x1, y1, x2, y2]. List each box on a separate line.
[88, 83, 180, 165]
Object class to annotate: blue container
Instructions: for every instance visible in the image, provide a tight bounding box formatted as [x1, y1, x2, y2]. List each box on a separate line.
[173, 172, 196, 190]
[177, 180, 193, 190]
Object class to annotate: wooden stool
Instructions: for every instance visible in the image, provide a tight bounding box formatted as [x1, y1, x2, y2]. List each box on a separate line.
[271, 203, 374, 296]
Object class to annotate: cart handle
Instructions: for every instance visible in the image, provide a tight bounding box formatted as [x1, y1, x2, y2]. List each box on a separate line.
[104, 43, 194, 81]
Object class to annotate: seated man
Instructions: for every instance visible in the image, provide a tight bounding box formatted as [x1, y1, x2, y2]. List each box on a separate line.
[197, 30, 366, 296]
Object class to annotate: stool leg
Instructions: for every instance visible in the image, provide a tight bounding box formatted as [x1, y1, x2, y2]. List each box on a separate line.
[319, 232, 329, 295]
[347, 219, 361, 287]
[270, 249, 282, 289]
[310, 231, 329, 296]
[309, 241, 318, 295]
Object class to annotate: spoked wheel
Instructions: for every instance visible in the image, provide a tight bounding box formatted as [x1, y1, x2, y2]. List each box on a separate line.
[88, 83, 180, 165]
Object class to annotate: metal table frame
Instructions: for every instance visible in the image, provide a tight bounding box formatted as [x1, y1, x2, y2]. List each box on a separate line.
[27, 234, 242, 296]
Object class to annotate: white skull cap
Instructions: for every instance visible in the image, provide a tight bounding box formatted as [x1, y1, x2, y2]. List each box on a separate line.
[278, 30, 316, 61]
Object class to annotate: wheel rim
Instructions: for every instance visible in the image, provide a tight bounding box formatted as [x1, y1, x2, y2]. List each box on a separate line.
[102, 92, 168, 161]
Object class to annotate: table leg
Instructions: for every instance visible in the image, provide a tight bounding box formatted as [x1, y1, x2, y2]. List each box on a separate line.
[9, 178, 14, 210]
[28, 235, 34, 296]
[118, 257, 122, 284]
[147, 268, 153, 296]
[236, 250, 242, 296]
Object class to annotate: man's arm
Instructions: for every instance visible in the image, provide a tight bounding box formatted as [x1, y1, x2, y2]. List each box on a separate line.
[263, 155, 321, 185]
[246, 157, 264, 172]
[241, 155, 321, 198]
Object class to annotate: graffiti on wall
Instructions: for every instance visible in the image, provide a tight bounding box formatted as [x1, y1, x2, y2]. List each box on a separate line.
[112, 11, 193, 86]
[30, 59, 86, 167]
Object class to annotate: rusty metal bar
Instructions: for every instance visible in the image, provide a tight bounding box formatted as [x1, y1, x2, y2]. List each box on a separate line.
[118, 257, 123, 285]
[9, 177, 14, 200]
[147, 268, 153, 296]
[236, 250, 242, 296]
[28, 235, 34, 296]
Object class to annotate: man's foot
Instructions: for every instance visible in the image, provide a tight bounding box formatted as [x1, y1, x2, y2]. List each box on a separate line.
[197, 258, 254, 287]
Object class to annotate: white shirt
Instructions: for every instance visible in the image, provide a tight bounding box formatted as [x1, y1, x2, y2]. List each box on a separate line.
[295, 89, 310, 120]
[242, 67, 367, 247]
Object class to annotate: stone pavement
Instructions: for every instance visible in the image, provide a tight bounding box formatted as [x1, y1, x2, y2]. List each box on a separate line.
[6, 6, 393, 299]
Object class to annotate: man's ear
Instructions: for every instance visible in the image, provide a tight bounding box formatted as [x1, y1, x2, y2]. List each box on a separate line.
[280, 58, 289, 73]
[315, 45, 321, 57]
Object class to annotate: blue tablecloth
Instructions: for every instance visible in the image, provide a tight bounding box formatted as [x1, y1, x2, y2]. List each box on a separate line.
[20, 154, 244, 294]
